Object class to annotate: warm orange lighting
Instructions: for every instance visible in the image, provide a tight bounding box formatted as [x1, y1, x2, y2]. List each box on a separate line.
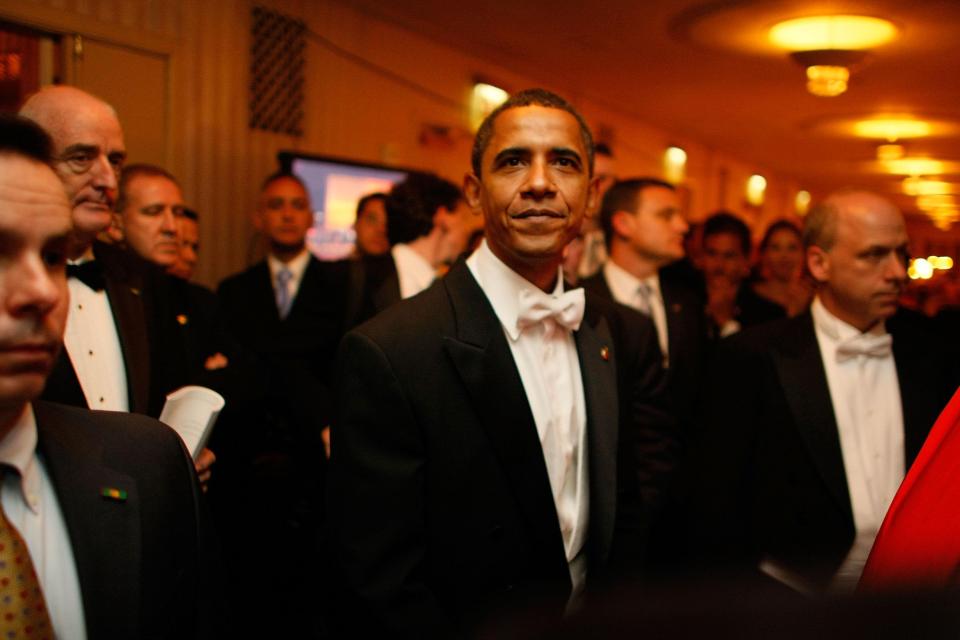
[908, 258, 934, 280]
[916, 195, 955, 210]
[746, 174, 766, 206]
[769, 15, 898, 51]
[795, 190, 811, 216]
[470, 82, 508, 132]
[882, 157, 948, 176]
[877, 144, 905, 161]
[806, 65, 849, 97]
[854, 118, 933, 141]
[663, 146, 687, 184]
[902, 178, 958, 197]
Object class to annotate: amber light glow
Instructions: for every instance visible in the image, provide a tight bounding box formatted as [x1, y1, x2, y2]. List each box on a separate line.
[769, 15, 898, 51]
[854, 118, 933, 140]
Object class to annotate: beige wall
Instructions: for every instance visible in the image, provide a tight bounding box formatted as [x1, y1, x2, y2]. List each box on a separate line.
[3, 0, 810, 287]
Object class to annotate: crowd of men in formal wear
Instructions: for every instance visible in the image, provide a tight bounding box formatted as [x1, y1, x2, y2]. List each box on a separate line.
[1, 84, 959, 638]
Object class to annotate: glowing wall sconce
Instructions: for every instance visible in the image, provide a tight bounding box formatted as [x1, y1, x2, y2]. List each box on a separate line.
[469, 82, 509, 132]
[746, 174, 767, 207]
[663, 146, 687, 184]
[795, 190, 811, 216]
[877, 144, 905, 162]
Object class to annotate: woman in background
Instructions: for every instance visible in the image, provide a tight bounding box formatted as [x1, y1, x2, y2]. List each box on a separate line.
[752, 219, 813, 317]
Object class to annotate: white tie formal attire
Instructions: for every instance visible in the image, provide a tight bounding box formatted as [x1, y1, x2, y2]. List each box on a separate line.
[812, 297, 904, 593]
[468, 240, 590, 602]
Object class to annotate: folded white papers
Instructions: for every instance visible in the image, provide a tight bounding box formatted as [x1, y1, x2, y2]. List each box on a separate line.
[159, 385, 225, 459]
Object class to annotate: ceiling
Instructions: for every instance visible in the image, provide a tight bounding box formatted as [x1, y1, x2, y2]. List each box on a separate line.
[343, 0, 960, 220]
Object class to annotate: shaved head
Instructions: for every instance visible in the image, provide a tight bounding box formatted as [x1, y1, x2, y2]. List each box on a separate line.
[20, 86, 126, 256]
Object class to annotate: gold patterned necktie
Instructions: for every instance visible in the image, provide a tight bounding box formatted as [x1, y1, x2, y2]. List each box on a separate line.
[0, 468, 53, 639]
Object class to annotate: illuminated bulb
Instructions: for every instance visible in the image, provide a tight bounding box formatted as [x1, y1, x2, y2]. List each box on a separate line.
[806, 65, 850, 97]
[917, 195, 955, 210]
[883, 157, 947, 176]
[746, 174, 767, 207]
[795, 190, 811, 216]
[855, 119, 932, 140]
[909, 258, 934, 280]
[470, 82, 509, 132]
[769, 15, 898, 51]
[663, 146, 687, 184]
[903, 178, 957, 196]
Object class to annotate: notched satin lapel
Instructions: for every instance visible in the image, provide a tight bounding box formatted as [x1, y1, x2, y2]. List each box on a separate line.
[576, 310, 618, 563]
[35, 405, 140, 637]
[773, 316, 851, 517]
[101, 257, 151, 414]
[440, 264, 568, 573]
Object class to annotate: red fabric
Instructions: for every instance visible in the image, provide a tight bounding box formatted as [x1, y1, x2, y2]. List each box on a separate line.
[860, 385, 960, 591]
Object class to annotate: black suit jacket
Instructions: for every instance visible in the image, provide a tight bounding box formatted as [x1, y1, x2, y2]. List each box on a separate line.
[328, 260, 676, 636]
[581, 269, 709, 420]
[687, 309, 960, 591]
[34, 401, 219, 637]
[341, 252, 402, 330]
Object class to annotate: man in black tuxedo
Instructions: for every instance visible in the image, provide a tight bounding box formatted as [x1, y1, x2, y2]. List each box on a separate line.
[345, 171, 481, 327]
[0, 113, 217, 637]
[688, 190, 960, 594]
[217, 170, 345, 636]
[20, 86, 217, 481]
[581, 177, 709, 418]
[328, 89, 676, 636]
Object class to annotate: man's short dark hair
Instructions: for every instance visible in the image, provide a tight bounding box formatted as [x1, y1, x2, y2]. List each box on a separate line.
[703, 211, 751, 256]
[116, 163, 180, 212]
[0, 114, 53, 164]
[356, 192, 387, 220]
[260, 170, 308, 195]
[600, 178, 675, 250]
[385, 172, 462, 245]
[471, 88, 594, 178]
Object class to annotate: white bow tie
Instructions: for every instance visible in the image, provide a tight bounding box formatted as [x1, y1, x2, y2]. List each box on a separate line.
[516, 287, 585, 333]
[836, 332, 893, 363]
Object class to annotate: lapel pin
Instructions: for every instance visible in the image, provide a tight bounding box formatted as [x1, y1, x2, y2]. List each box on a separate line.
[176, 314, 189, 326]
[129, 287, 141, 296]
[600, 346, 610, 361]
[100, 487, 128, 502]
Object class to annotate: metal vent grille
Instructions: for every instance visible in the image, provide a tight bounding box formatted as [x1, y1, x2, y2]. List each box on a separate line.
[250, 6, 305, 136]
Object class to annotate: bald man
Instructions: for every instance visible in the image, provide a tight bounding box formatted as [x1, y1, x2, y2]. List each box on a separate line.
[687, 190, 960, 595]
[21, 87, 216, 480]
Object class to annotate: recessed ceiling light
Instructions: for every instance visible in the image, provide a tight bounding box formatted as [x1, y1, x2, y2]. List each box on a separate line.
[769, 15, 898, 51]
[854, 118, 933, 140]
[883, 157, 948, 176]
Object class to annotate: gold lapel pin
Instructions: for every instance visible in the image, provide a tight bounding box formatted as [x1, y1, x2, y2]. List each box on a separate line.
[100, 487, 128, 502]
[600, 346, 610, 361]
[176, 314, 189, 325]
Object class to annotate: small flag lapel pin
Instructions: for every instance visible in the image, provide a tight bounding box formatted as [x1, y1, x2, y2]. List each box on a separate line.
[600, 346, 610, 361]
[100, 487, 128, 502]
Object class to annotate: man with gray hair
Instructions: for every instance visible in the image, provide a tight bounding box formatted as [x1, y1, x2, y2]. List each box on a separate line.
[688, 189, 959, 594]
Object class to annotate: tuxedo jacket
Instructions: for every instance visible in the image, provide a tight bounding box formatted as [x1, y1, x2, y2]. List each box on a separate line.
[580, 269, 710, 422]
[327, 260, 677, 636]
[34, 401, 219, 637]
[687, 309, 960, 591]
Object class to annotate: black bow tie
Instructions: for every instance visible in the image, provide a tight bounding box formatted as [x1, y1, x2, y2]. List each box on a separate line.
[67, 260, 106, 291]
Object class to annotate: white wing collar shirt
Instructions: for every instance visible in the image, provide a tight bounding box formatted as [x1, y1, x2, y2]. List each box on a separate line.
[603, 260, 669, 366]
[392, 243, 437, 300]
[467, 239, 590, 598]
[0, 405, 86, 639]
[811, 296, 904, 593]
[64, 260, 128, 412]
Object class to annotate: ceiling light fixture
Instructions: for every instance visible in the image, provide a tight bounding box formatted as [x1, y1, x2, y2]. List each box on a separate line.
[769, 15, 898, 97]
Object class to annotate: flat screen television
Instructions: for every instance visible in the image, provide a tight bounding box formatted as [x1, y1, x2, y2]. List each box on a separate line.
[279, 151, 411, 260]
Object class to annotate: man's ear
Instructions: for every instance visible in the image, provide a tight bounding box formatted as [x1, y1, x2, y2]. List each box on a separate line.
[609, 209, 632, 241]
[463, 172, 482, 214]
[107, 212, 125, 243]
[585, 174, 600, 218]
[807, 245, 830, 283]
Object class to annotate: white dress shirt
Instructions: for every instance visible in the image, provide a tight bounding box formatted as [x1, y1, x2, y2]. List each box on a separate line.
[811, 297, 904, 592]
[392, 243, 436, 300]
[267, 248, 311, 311]
[0, 405, 86, 639]
[467, 240, 589, 598]
[64, 269, 128, 412]
[603, 261, 669, 366]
